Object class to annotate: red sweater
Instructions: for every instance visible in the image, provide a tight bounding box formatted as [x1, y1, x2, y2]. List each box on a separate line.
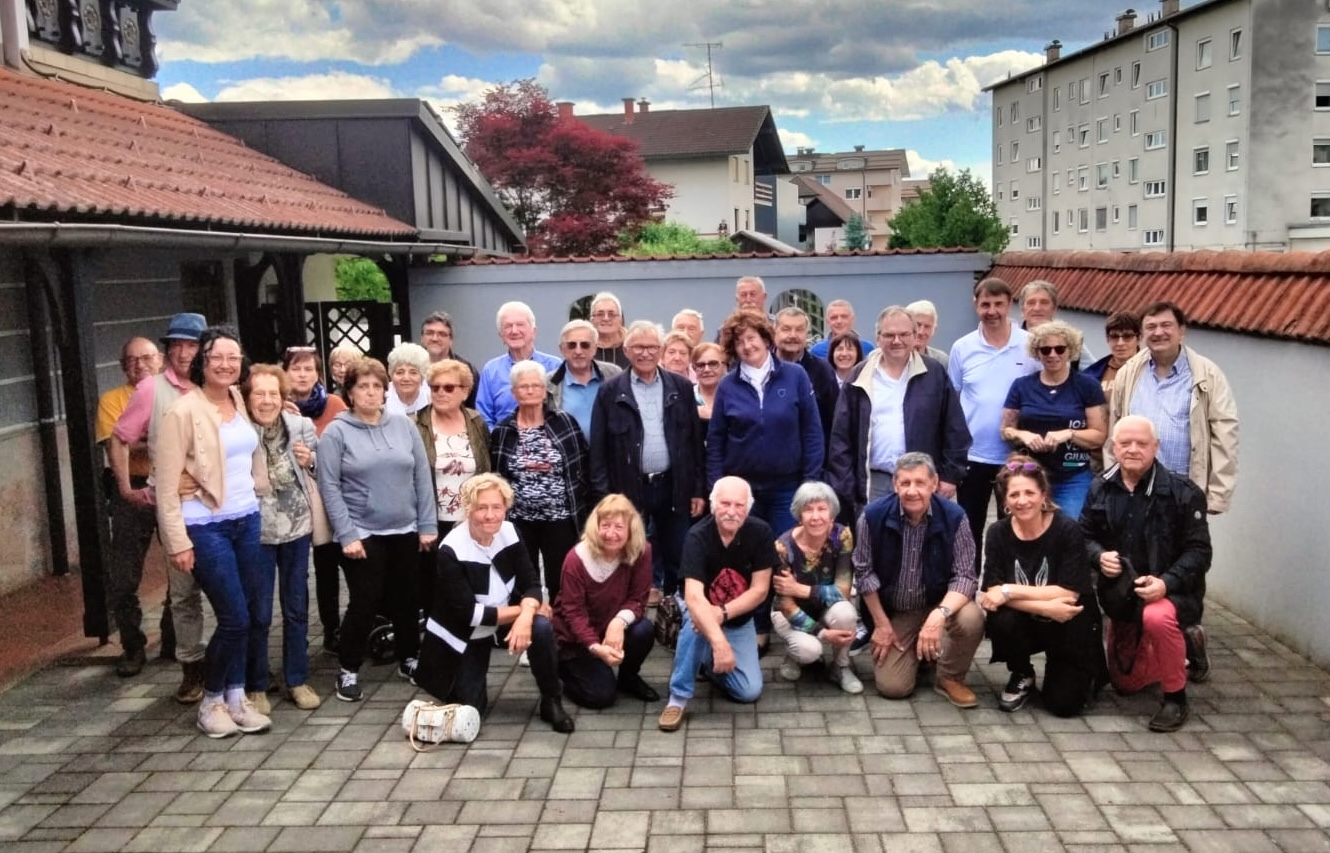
[553, 543, 653, 658]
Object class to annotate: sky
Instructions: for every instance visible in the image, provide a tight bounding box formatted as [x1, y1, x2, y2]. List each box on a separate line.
[153, 1, 1172, 183]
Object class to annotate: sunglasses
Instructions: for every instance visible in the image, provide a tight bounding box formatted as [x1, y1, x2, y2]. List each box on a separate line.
[1037, 345, 1069, 356]
[1005, 460, 1041, 472]
[429, 383, 463, 393]
[694, 360, 723, 370]
[562, 340, 594, 350]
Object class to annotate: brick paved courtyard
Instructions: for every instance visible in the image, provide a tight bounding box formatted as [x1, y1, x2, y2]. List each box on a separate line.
[1, 599, 1329, 852]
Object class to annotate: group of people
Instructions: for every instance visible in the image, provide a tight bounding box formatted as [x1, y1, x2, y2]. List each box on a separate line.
[96, 271, 1236, 740]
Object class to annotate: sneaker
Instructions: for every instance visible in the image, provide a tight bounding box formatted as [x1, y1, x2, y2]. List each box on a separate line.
[778, 656, 802, 682]
[229, 698, 271, 734]
[518, 650, 530, 668]
[849, 624, 871, 657]
[397, 657, 419, 684]
[998, 672, 1036, 712]
[934, 677, 979, 709]
[1184, 624, 1210, 683]
[245, 691, 271, 716]
[287, 684, 322, 710]
[196, 700, 240, 739]
[829, 664, 864, 695]
[335, 670, 363, 702]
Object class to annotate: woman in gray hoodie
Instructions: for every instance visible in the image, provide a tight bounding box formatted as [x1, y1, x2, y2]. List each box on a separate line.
[317, 358, 436, 702]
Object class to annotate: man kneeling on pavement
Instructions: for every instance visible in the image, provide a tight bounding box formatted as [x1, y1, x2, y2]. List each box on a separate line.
[852, 451, 983, 707]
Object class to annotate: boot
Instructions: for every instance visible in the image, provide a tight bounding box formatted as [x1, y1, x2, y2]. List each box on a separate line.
[538, 696, 575, 734]
[174, 659, 205, 704]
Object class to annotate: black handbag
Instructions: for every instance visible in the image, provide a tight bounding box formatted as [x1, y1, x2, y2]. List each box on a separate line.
[1097, 555, 1142, 623]
[653, 594, 682, 650]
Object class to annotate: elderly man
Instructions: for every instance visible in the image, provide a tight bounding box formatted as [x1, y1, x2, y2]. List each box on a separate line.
[96, 336, 163, 677]
[774, 306, 840, 449]
[948, 278, 1039, 569]
[828, 306, 970, 514]
[658, 476, 774, 731]
[476, 301, 562, 427]
[1017, 281, 1093, 369]
[735, 275, 767, 313]
[419, 310, 478, 408]
[590, 321, 705, 603]
[1082, 416, 1212, 731]
[852, 452, 983, 706]
[810, 299, 872, 359]
[548, 319, 622, 440]
[588, 292, 630, 368]
[110, 313, 208, 703]
[672, 309, 705, 347]
[906, 300, 949, 367]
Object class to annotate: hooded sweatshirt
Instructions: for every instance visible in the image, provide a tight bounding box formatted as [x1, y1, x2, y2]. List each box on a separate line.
[317, 410, 435, 546]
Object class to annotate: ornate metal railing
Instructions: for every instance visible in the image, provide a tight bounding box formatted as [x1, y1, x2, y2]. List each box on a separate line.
[25, 0, 177, 79]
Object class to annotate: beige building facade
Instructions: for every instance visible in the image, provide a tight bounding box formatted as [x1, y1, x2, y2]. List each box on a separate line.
[787, 146, 911, 249]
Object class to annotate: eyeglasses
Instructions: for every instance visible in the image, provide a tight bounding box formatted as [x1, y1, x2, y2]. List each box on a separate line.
[562, 340, 594, 350]
[628, 345, 661, 354]
[1004, 461, 1041, 472]
[430, 383, 464, 394]
[1037, 345, 1068, 356]
[1107, 332, 1138, 341]
[877, 332, 913, 342]
[694, 360, 723, 370]
[206, 355, 243, 366]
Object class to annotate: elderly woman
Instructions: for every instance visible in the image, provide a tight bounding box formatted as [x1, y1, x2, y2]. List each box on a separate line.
[490, 360, 590, 607]
[691, 341, 726, 424]
[1000, 320, 1107, 520]
[155, 326, 271, 738]
[326, 344, 362, 395]
[979, 456, 1106, 716]
[243, 364, 321, 711]
[659, 331, 694, 379]
[415, 473, 574, 733]
[283, 346, 348, 653]
[553, 494, 659, 708]
[318, 358, 436, 702]
[385, 342, 431, 417]
[825, 331, 864, 387]
[772, 482, 862, 694]
[1084, 310, 1142, 395]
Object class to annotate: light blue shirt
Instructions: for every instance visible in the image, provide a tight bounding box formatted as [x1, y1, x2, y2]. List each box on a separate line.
[560, 373, 600, 440]
[1128, 348, 1193, 476]
[810, 337, 872, 360]
[476, 350, 562, 427]
[947, 324, 1039, 464]
[629, 369, 670, 475]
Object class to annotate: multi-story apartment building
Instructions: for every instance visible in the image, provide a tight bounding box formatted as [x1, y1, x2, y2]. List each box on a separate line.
[988, 0, 1330, 252]
[786, 146, 911, 249]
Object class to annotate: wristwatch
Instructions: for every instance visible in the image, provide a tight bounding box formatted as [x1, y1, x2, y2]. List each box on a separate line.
[936, 604, 953, 619]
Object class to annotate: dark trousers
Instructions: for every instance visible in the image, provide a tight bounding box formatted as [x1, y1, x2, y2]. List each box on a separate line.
[338, 533, 421, 671]
[418, 520, 458, 617]
[512, 517, 580, 606]
[558, 618, 655, 709]
[956, 462, 1003, 573]
[639, 473, 691, 594]
[311, 541, 344, 642]
[986, 605, 1107, 718]
[105, 476, 168, 655]
[429, 616, 562, 715]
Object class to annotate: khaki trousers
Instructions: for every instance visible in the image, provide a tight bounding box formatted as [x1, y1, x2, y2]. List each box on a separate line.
[871, 601, 983, 699]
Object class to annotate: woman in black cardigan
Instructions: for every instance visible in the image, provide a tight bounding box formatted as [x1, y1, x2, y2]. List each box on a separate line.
[414, 473, 575, 733]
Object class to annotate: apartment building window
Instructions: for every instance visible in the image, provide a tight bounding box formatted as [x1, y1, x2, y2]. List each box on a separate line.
[1012, 141, 1020, 160]
[1078, 167, 1089, 191]
[1028, 75, 1043, 92]
[1053, 172, 1062, 194]
[1131, 61, 1141, 88]
[997, 184, 1004, 200]
[1052, 211, 1061, 234]
[1145, 130, 1167, 150]
[1195, 93, 1211, 123]
[1193, 198, 1209, 225]
[1027, 157, 1042, 172]
[1097, 118, 1108, 143]
[1143, 229, 1165, 246]
[1115, 67, 1123, 85]
[1128, 204, 1139, 229]
[1079, 78, 1090, 104]
[1026, 236, 1042, 249]
[1112, 160, 1121, 179]
[1113, 114, 1122, 132]
[1224, 195, 1238, 224]
[1230, 29, 1242, 60]
[845, 187, 862, 200]
[1027, 196, 1042, 211]
[1078, 125, 1090, 147]
[1054, 87, 1062, 111]
[996, 146, 1004, 165]
[1027, 116, 1042, 132]
[1068, 82, 1078, 103]
[1226, 140, 1240, 170]
[816, 174, 832, 185]
[1129, 110, 1140, 135]
[1078, 209, 1089, 232]
[1227, 84, 1241, 116]
[1098, 72, 1110, 97]
[1311, 194, 1330, 218]
[1096, 163, 1109, 188]
[1315, 139, 1330, 165]
[1194, 147, 1210, 174]
[1010, 181, 1019, 200]
[1316, 81, 1330, 109]
[1128, 158, 1140, 183]
[1112, 205, 1121, 224]
[1009, 218, 1020, 235]
[1146, 79, 1168, 100]
[1146, 30, 1170, 51]
[1011, 102, 1020, 122]
[1052, 130, 1062, 153]
[1144, 180, 1167, 197]
[1197, 38, 1212, 69]
[1095, 207, 1108, 231]
[1318, 25, 1330, 54]
[997, 108, 1004, 127]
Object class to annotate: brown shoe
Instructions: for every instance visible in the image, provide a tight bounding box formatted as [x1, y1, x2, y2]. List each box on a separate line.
[657, 705, 686, 732]
[174, 659, 205, 705]
[933, 677, 978, 709]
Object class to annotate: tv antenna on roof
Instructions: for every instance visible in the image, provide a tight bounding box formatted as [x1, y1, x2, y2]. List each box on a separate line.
[684, 41, 723, 108]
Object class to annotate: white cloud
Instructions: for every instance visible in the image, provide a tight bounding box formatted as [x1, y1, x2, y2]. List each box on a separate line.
[161, 82, 206, 103]
[212, 71, 399, 102]
[779, 129, 818, 153]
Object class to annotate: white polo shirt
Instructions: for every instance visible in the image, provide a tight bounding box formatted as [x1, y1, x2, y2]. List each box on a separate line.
[947, 324, 1038, 464]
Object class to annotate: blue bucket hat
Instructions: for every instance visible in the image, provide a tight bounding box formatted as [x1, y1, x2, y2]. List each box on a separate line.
[161, 313, 207, 344]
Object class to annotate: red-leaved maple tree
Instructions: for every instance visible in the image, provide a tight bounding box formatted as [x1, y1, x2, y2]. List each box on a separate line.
[452, 79, 672, 257]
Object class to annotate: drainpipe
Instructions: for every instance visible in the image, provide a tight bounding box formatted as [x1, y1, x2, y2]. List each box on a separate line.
[0, 0, 29, 71]
[1165, 19, 1179, 251]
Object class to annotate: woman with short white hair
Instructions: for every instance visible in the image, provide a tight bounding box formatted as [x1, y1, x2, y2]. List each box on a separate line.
[385, 342, 431, 417]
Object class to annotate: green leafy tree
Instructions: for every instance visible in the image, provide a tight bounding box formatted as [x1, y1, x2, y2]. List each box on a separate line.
[841, 213, 869, 251]
[887, 167, 1009, 254]
[334, 257, 391, 303]
[621, 221, 736, 257]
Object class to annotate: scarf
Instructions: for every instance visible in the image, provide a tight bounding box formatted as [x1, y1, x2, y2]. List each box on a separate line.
[295, 381, 329, 420]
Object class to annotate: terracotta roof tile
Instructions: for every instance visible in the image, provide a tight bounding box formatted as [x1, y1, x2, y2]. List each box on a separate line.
[0, 68, 414, 238]
[991, 250, 1330, 345]
[576, 106, 772, 159]
[456, 247, 977, 265]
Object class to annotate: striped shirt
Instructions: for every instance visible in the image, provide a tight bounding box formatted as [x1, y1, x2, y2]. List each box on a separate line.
[1128, 348, 1192, 476]
[852, 508, 978, 613]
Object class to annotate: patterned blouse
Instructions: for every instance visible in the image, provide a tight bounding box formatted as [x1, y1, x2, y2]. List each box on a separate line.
[508, 426, 572, 522]
[433, 431, 476, 522]
[773, 523, 854, 634]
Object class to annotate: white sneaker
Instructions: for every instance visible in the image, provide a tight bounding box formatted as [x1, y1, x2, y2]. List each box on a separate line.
[229, 698, 272, 734]
[829, 664, 864, 695]
[196, 700, 240, 739]
[778, 656, 802, 682]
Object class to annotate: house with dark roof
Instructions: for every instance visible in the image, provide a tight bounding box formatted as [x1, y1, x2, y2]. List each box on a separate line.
[568, 99, 798, 245]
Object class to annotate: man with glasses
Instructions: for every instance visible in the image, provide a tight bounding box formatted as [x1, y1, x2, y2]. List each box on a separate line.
[547, 319, 622, 440]
[590, 321, 705, 603]
[588, 292, 630, 368]
[418, 310, 478, 409]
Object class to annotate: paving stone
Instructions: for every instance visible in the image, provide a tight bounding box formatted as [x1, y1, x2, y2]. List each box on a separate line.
[122, 825, 223, 852]
[207, 826, 282, 851]
[529, 822, 591, 849]
[589, 809, 650, 848]
[267, 825, 363, 851]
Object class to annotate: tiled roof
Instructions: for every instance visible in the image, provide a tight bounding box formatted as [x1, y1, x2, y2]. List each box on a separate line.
[0, 68, 415, 238]
[456, 247, 978, 265]
[576, 106, 773, 159]
[788, 148, 910, 176]
[991, 250, 1330, 345]
[792, 175, 861, 226]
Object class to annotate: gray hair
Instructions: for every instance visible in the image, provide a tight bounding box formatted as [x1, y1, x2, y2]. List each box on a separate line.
[826, 298, 854, 313]
[509, 359, 548, 388]
[894, 451, 937, 478]
[420, 310, 454, 334]
[673, 308, 704, 327]
[905, 299, 938, 322]
[495, 301, 536, 332]
[590, 292, 622, 315]
[736, 275, 766, 294]
[1019, 280, 1060, 306]
[559, 319, 599, 346]
[774, 306, 809, 325]
[876, 305, 917, 333]
[624, 319, 665, 346]
[1026, 319, 1084, 362]
[710, 475, 755, 511]
[386, 342, 430, 375]
[1112, 414, 1159, 442]
[789, 480, 840, 521]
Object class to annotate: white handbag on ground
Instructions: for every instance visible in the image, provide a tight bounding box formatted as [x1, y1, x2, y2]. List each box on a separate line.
[401, 699, 480, 750]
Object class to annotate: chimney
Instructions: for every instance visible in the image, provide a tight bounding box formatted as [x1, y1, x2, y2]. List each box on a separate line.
[556, 101, 574, 119]
[1160, 0, 1178, 15]
[1045, 39, 1062, 63]
[622, 97, 635, 124]
[1116, 8, 1137, 35]
[854, 144, 865, 152]
[638, 97, 650, 114]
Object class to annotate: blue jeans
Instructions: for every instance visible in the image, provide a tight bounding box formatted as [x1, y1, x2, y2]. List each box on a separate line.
[1051, 469, 1094, 521]
[261, 535, 312, 689]
[186, 513, 269, 694]
[667, 602, 763, 704]
[642, 473, 692, 594]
